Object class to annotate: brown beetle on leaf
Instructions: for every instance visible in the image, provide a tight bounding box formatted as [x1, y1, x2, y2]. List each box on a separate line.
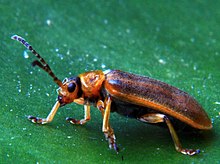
[12, 35, 212, 156]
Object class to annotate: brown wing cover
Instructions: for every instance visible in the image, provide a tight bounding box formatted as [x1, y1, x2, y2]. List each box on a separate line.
[104, 70, 212, 130]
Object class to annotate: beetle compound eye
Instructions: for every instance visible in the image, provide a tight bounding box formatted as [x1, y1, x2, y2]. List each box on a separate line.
[67, 83, 76, 93]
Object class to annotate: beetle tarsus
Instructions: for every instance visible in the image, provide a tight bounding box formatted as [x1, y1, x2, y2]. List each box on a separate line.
[104, 131, 119, 153]
[114, 143, 119, 153]
[28, 115, 45, 124]
[110, 142, 119, 153]
[66, 117, 79, 124]
[181, 149, 200, 156]
[66, 117, 88, 125]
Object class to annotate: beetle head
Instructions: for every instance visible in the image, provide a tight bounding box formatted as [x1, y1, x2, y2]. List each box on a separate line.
[57, 77, 82, 106]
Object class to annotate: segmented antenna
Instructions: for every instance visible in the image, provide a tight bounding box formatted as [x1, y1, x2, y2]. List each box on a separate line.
[11, 35, 63, 87]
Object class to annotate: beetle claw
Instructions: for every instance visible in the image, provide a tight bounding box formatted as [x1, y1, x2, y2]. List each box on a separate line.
[66, 117, 90, 125]
[181, 149, 200, 156]
[27, 115, 46, 124]
[109, 142, 119, 153]
[113, 143, 119, 153]
[104, 131, 119, 153]
[66, 117, 80, 124]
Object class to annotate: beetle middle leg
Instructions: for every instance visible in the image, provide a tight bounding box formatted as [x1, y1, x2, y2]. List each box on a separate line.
[99, 96, 119, 152]
[66, 104, 91, 125]
[138, 113, 200, 156]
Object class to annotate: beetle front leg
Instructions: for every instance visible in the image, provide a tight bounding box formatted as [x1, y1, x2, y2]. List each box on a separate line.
[102, 96, 119, 152]
[66, 104, 91, 125]
[28, 101, 60, 124]
[139, 113, 200, 156]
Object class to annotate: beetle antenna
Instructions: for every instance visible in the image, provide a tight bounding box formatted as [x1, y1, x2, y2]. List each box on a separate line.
[11, 34, 63, 87]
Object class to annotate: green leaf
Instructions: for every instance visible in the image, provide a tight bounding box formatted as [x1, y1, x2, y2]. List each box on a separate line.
[1, 0, 219, 163]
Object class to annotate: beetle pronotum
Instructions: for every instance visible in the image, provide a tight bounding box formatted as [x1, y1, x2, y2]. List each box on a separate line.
[11, 35, 212, 156]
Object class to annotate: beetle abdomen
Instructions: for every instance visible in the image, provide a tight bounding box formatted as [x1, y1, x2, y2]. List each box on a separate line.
[104, 70, 212, 130]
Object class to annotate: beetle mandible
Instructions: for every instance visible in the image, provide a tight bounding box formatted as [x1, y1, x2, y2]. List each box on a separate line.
[11, 35, 212, 156]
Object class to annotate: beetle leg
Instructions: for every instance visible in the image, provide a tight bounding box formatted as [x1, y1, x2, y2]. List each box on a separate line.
[139, 113, 200, 156]
[102, 96, 119, 152]
[96, 100, 118, 152]
[28, 101, 60, 124]
[74, 98, 85, 105]
[97, 100, 117, 149]
[97, 100, 105, 117]
[66, 104, 91, 125]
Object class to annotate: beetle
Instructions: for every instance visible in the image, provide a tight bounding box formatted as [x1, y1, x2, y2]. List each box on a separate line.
[11, 35, 212, 156]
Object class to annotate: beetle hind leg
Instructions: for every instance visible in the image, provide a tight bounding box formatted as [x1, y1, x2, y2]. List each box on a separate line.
[138, 113, 200, 156]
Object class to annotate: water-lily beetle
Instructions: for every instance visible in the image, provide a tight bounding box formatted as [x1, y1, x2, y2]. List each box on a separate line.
[11, 35, 212, 156]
